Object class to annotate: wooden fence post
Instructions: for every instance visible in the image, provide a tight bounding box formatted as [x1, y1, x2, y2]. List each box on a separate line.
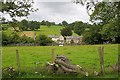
[98, 46, 105, 75]
[16, 48, 21, 74]
[52, 48, 54, 64]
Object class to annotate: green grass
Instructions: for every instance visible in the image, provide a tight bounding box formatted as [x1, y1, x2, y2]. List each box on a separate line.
[3, 25, 78, 36]
[33, 25, 78, 36]
[2, 44, 118, 78]
[2, 29, 13, 35]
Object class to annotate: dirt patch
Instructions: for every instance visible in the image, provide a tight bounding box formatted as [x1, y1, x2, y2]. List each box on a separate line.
[21, 31, 35, 38]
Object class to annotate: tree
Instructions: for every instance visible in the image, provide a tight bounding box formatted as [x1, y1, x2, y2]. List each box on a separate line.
[37, 35, 53, 46]
[29, 21, 40, 30]
[101, 17, 120, 43]
[1, 0, 38, 31]
[2, 32, 10, 45]
[74, 1, 120, 43]
[84, 24, 103, 44]
[1, 0, 37, 19]
[9, 19, 19, 32]
[58, 23, 62, 26]
[68, 22, 75, 30]
[74, 21, 85, 36]
[51, 22, 56, 25]
[19, 19, 29, 31]
[10, 32, 21, 44]
[46, 21, 51, 27]
[41, 20, 46, 25]
[62, 21, 68, 27]
[60, 27, 72, 36]
[20, 35, 34, 43]
[91, 2, 120, 43]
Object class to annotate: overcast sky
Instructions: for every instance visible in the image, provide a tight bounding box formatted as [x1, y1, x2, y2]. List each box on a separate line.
[27, 1, 90, 23]
[1, 0, 90, 24]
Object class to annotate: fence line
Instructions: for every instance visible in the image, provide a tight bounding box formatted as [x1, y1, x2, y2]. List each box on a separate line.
[5, 43, 40, 46]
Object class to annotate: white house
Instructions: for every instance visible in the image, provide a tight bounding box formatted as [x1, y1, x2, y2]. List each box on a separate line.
[58, 36, 64, 44]
[48, 35, 64, 44]
[66, 36, 83, 44]
[48, 35, 60, 42]
[48, 35, 83, 45]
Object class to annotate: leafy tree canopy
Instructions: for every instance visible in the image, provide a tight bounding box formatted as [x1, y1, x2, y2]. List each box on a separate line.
[73, 21, 86, 36]
[60, 27, 72, 36]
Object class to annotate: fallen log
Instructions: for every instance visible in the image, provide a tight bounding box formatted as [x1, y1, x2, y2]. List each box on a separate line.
[46, 55, 89, 76]
[55, 59, 79, 71]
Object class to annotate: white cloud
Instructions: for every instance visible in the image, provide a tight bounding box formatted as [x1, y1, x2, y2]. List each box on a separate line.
[1, 1, 90, 23]
[27, 2, 90, 23]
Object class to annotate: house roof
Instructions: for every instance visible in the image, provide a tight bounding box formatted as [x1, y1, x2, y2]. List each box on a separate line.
[66, 36, 83, 39]
[48, 35, 83, 39]
[48, 35, 60, 38]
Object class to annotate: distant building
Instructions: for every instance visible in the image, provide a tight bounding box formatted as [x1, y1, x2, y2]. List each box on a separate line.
[48, 35, 60, 42]
[48, 35, 64, 45]
[66, 36, 83, 44]
[48, 35, 83, 45]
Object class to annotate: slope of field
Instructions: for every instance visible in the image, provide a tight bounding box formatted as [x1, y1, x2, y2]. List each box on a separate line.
[3, 25, 78, 37]
[36, 25, 63, 36]
[29, 25, 78, 36]
[2, 44, 118, 78]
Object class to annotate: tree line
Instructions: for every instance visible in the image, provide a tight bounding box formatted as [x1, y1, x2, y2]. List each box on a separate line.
[2, 32, 53, 46]
[61, 2, 120, 44]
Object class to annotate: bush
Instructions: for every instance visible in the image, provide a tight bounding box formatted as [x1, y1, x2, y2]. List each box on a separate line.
[10, 32, 21, 44]
[2, 32, 34, 45]
[60, 27, 72, 36]
[37, 35, 53, 46]
[2, 32, 10, 45]
[20, 35, 34, 43]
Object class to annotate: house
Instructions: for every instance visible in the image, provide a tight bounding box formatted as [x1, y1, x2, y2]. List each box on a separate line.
[48, 35, 60, 42]
[48, 35, 64, 44]
[66, 36, 83, 44]
[48, 35, 83, 45]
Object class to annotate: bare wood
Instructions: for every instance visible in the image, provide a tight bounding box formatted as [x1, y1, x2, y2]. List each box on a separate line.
[16, 48, 21, 73]
[98, 46, 105, 75]
[55, 59, 79, 71]
[60, 65, 77, 73]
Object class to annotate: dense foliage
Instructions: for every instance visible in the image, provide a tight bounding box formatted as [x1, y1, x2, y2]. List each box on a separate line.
[60, 27, 72, 36]
[40, 20, 56, 26]
[2, 32, 34, 45]
[0, 0, 37, 19]
[73, 21, 86, 36]
[2, 32, 53, 46]
[37, 35, 53, 46]
[84, 2, 120, 44]
[62, 21, 68, 27]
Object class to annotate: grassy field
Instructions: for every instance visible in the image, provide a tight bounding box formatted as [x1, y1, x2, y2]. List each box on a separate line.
[2, 44, 118, 78]
[36, 25, 78, 36]
[3, 25, 78, 36]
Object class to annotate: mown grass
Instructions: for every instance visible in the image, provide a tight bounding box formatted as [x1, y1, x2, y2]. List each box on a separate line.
[2, 44, 118, 78]
[3, 25, 78, 36]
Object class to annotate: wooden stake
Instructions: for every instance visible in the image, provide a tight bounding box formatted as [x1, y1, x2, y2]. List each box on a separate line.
[98, 46, 105, 75]
[16, 48, 21, 74]
[52, 48, 54, 64]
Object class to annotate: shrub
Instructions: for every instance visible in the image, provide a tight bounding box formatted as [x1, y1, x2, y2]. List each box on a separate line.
[37, 35, 53, 46]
